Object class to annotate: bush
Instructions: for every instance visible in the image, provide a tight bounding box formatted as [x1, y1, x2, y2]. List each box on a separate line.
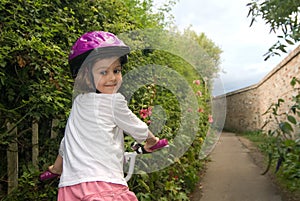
[260, 77, 300, 191]
[0, 1, 219, 200]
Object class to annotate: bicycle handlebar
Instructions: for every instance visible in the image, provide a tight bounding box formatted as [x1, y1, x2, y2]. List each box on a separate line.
[39, 139, 169, 182]
[124, 139, 168, 181]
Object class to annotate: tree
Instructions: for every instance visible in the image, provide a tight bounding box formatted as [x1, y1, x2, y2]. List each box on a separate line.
[247, 0, 300, 60]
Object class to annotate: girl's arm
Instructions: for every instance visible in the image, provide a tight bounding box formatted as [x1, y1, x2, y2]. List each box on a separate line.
[49, 137, 65, 175]
[113, 94, 153, 143]
[49, 154, 63, 175]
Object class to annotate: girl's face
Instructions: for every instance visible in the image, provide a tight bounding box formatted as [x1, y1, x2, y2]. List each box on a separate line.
[92, 56, 122, 94]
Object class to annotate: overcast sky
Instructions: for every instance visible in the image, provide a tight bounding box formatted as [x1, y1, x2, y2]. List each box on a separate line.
[154, 0, 297, 95]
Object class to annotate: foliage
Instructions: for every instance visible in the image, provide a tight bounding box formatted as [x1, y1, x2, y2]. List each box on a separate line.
[127, 106, 206, 201]
[260, 77, 300, 191]
[247, 0, 300, 60]
[2, 165, 58, 201]
[120, 31, 215, 199]
[0, 0, 165, 199]
[0, 0, 221, 200]
[0, 0, 166, 141]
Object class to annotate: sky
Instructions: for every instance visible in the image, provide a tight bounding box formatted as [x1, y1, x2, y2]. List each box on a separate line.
[154, 0, 298, 95]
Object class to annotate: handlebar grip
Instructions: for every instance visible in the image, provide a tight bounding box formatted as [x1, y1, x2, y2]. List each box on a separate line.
[39, 170, 60, 182]
[131, 139, 169, 154]
[149, 139, 168, 151]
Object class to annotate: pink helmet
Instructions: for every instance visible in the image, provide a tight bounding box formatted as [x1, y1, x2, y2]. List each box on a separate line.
[69, 31, 130, 78]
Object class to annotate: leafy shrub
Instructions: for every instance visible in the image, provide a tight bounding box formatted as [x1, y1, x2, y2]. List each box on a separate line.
[261, 77, 300, 191]
[0, 0, 219, 200]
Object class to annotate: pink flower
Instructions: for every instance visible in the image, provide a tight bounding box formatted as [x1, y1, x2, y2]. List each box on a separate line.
[147, 120, 152, 125]
[187, 108, 193, 112]
[147, 107, 152, 116]
[193, 80, 201, 85]
[139, 107, 152, 119]
[139, 109, 148, 119]
[208, 115, 214, 123]
[197, 108, 204, 113]
[196, 91, 202, 96]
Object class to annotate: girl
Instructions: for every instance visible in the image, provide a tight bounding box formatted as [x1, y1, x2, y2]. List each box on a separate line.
[41, 31, 160, 201]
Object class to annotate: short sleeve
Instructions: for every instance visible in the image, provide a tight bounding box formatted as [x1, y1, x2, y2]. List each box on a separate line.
[112, 93, 148, 143]
[58, 137, 65, 158]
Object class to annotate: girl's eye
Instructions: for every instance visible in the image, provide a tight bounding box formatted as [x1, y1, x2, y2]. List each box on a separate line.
[114, 69, 122, 74]
[100, 71, 107, 75]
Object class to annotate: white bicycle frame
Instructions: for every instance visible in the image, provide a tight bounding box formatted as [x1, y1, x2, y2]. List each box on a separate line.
[124, 152, 138, 181]
[123, 140, 168, 181]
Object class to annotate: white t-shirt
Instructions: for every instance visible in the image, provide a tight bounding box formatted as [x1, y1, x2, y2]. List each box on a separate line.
[58, 93, 148, 188]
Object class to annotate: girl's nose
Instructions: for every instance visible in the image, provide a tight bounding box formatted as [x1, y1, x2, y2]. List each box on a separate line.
[107, 71, 116, 81]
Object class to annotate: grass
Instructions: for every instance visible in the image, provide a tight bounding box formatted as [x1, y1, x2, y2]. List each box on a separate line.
[237, 130, 268, 151]
[237, 130, 300, 201]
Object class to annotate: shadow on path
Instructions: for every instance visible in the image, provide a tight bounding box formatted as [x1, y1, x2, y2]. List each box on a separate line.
[190, 132, 282, 201]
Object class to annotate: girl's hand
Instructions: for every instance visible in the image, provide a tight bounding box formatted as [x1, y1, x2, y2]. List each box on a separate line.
[144, 137, 159, 152]
[49, 165, 62, 175]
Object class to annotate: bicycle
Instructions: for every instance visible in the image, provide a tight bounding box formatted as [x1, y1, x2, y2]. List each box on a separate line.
[39, 139, 169, 182]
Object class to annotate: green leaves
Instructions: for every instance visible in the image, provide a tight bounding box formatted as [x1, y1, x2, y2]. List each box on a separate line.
[247, 0, 300, 60]
[279, 122, 293, 134]
[0, 0, 221, 200]
[261, 77, 300, 190]
[290, 77, 300, 87]
[287, 115, 297, 124]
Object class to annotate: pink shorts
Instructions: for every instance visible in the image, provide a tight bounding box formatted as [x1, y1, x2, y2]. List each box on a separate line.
[57, 181, 138, 201]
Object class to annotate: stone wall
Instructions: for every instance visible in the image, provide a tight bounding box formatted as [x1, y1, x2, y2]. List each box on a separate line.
[220, 45, 300, 132]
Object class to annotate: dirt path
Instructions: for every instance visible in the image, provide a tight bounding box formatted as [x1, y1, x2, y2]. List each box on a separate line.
[190, 132, 283, 201]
